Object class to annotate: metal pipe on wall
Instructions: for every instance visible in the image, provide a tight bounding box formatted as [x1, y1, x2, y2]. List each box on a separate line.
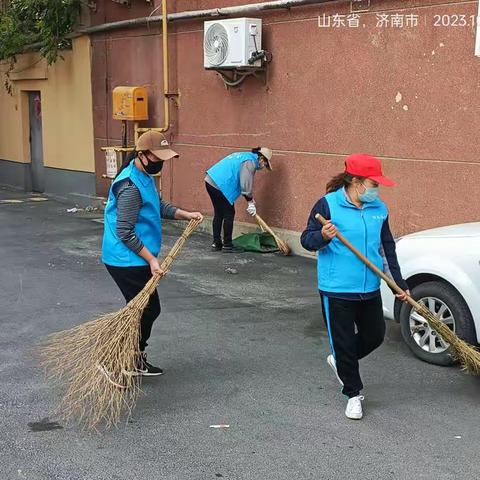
[123, 0, 336, 137]
[79, 0, 339, 35]
[135, 0, 172, 137]
[475, 0, 480, 57]
[22, 0, 339, 53]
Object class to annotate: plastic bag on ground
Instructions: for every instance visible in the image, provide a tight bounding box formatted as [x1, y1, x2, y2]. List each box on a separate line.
[232, 232, 279, 253]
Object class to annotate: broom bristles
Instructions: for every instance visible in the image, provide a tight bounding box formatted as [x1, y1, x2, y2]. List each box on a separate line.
[416, 304, 480, 375]
[38, 219, 202, 429]
[276, 238, 291, 256]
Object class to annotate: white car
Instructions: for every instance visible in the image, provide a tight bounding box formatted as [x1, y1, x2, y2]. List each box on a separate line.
[381, 222, 480, 366]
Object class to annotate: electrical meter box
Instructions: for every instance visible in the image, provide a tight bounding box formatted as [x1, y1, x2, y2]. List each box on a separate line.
[112, 86, 149, 121]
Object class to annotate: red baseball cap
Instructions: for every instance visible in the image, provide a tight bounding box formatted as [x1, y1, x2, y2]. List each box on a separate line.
[345, 153, 395, 187]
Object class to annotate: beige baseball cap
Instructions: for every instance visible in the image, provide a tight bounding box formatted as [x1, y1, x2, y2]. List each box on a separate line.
[136, 130, 179, 161]
[259, 147, 273, 171]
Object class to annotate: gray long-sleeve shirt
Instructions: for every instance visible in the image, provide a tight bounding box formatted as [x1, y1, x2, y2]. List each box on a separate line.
[205, 159, 257, 201]
[113, 178, 178, 254]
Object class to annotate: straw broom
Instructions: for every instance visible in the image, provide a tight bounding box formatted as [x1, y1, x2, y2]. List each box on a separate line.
[38, 218, 203, 429]
[315, 213, 480, 375]
[254, 213, 291, 255]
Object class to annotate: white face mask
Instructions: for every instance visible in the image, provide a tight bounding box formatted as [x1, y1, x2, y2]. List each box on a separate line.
[356, 182, 379, 203]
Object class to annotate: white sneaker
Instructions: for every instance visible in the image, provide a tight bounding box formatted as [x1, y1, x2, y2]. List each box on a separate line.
[345, 395, 364, 420]
[327, 355, 344, 386]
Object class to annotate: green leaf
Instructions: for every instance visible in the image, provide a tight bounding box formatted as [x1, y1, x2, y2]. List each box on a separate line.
[0, 0, 81, 90]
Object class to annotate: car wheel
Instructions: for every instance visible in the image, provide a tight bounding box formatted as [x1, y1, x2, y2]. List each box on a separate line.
[399, 281, 477, 366]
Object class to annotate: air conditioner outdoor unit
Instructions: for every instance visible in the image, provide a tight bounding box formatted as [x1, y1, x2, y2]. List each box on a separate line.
[204, 18, 263, 69]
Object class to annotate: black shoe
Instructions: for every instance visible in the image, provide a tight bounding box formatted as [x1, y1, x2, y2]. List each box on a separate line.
[122, 352, 164, 377]
[222, 245, 244, 253]
[211, 242, 223, 252]
[138, 352, 164, 377]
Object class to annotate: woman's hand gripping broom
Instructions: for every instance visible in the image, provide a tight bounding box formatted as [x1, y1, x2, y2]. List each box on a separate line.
[315, 213, 480, 375]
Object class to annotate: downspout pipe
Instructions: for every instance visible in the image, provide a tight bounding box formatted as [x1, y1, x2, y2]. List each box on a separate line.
[79, 0, 339, 35]
[475, 0, 480, 57]
[135, 0, 171, 135]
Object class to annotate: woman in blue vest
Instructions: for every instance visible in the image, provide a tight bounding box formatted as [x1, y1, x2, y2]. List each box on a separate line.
[205, 147, 273, 252]
[102, 130, 203, 379]
[301, 153, 409, 420]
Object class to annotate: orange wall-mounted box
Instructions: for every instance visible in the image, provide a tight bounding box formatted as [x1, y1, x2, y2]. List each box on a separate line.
[112, 86, 149, 121]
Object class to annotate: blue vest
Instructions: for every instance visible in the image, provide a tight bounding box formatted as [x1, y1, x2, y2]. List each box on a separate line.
[102, 160, 162, 267]
[207, 152, 260, 204]
[317, 188, 388, 293]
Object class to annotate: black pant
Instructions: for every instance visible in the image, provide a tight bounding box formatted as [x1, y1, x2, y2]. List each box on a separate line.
[106, 265, 161, 351]
[320, 295, 385, 398]
[205, 182, 235, 247]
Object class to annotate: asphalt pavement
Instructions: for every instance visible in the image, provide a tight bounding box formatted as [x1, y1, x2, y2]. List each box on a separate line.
[1, 185, 479, 480]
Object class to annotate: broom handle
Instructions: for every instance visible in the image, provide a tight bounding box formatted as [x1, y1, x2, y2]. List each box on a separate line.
[141, 219, 202, 296]
[254, 214, 281, 243]
[315, 214, 423, 312]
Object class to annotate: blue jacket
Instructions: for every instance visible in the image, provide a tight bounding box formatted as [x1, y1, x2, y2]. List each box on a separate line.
[301, 188, 408, 296]
[207, 152, 261, 205]
[102, 160, 162, 267]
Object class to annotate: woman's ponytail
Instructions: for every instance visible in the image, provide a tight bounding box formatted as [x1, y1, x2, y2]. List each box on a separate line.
[326, 172, 354, 193]
[326, 172, 367, 193]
